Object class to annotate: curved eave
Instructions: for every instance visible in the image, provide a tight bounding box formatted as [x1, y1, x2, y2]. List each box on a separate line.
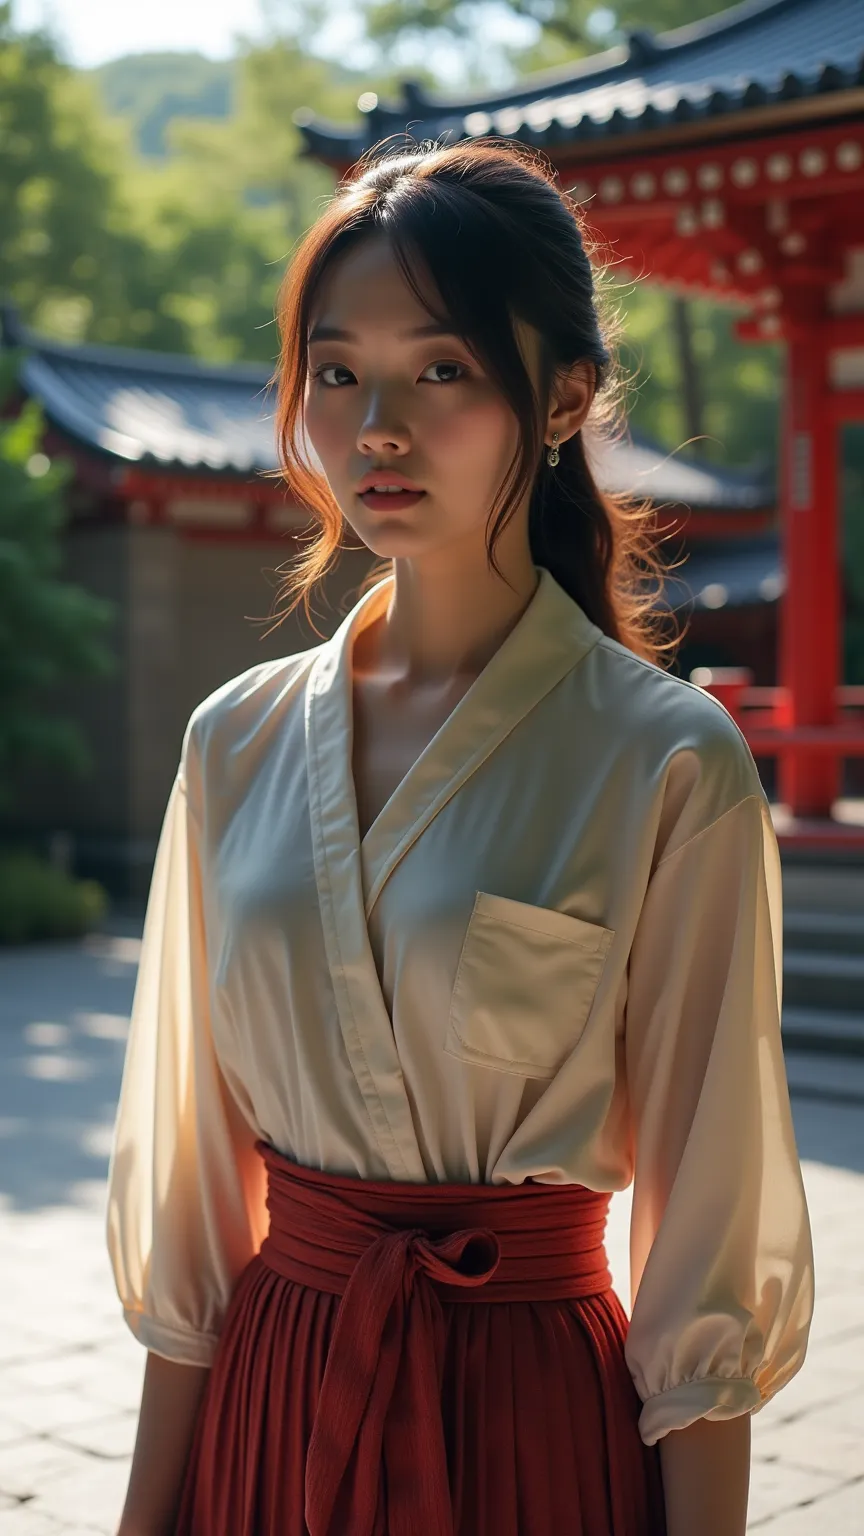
[657, 531, 783, 612]
[21, 353, 278, 479]
[299, 62, 864, 170]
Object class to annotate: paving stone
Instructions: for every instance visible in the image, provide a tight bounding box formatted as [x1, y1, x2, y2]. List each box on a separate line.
[752, 1417, 864, 1481]
[0, 1423, 28, 1451]
[53, 1414, 136, 1460]
[0, 1437, 97, 1502]
[748, 1475, 864, 1533]
[0, 1394, 119, 1439]
[0, 1511, 64, 1536]
[799, 1392, 864, 1437]
[0, 1328, 69, 1370]
[24, 1457, 131, 1532]
[746, 1458, 840, 1526]
[753, 1355, 861, 1429]
[2, 1357, 102, 1396]
[805, 1292, 864, 1347]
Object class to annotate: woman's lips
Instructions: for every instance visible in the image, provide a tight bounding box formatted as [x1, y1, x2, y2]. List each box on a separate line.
[358, 489, 427, 511]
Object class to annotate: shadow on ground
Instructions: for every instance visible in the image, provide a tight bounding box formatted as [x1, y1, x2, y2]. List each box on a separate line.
[0, 925, 142, 1211]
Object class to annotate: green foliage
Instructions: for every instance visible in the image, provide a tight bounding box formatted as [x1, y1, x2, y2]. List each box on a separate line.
[0, 350, 116, 812]
[0, 4, 378, 363]
[613, 281, 781, 469]
[112, 39, 367, 362]
[0, 848, 107, 944]
[357, 0, 733, 64]
[0, 4, 194, 349]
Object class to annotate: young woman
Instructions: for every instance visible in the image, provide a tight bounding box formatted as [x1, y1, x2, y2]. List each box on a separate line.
[107, 139, 814, 1536]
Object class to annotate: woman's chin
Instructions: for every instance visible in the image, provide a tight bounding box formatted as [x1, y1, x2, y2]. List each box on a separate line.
[355, 523, 436, 559]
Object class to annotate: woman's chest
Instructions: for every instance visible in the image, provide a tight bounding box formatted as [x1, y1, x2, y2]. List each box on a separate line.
[350, 675, 472, 843]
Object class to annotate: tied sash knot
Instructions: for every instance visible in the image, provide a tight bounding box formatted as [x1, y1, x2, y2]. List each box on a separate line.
[304, 1224, 500, 1536]
[254, 1139, 612, 1536]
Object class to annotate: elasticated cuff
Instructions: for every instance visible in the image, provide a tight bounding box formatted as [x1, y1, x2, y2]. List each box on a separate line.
[637, 1375, 762, 1446]
[122, 1306, 220, 1368]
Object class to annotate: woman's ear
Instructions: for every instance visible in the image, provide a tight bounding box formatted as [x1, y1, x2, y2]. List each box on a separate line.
[546, 361, 596, 448]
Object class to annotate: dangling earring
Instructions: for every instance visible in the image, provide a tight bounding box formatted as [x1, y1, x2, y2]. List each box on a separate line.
[546, 432, 560, 468]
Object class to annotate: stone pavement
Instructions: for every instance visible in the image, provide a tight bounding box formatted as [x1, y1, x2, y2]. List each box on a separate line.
[1, 926, 863, 1535]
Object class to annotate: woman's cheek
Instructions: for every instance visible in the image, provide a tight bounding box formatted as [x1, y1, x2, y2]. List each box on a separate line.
[303, 400, 346, 473]
[437, 394, 516, 475]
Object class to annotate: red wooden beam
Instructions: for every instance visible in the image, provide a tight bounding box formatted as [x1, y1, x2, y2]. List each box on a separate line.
[822, 315, 864, 348]
[776, 322, 843, 814]
[119, 467, 288, 503]
[827, 390, 864, 422]
[560, 121, 864, 224]
[743, 728, 864, 755]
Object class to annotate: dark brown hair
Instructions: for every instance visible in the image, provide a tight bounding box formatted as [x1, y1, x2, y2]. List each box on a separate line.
[269, 136, 678, 665]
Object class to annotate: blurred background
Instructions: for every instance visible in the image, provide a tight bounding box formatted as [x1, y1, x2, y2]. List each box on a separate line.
[1, 11, 864, 1534]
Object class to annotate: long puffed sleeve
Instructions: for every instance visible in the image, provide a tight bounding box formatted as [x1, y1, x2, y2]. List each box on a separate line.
[624, 790, 814, 1446]
[105, 733, 268, 1366]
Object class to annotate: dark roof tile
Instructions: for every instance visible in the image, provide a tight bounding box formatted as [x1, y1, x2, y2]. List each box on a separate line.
[297, 0, 864, 159]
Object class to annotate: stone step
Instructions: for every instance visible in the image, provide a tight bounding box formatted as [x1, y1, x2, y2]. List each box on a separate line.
[781, 1005, 864, 1057]
[782, 950, 864, 1012]
[783, 1047, 864, 1105]
[784, 909, 864, 956]
[781, 862, 864, 916]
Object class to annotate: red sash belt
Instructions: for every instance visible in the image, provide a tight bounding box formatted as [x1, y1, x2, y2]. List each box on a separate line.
[255, 1137, 613, 1536]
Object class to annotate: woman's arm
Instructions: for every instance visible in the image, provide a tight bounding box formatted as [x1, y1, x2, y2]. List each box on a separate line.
[659, 1414, 751, 1536]
[116, 1353, 211, 1536]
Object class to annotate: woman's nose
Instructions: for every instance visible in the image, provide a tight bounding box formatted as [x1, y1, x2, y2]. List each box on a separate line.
[357, 392, 411, 455]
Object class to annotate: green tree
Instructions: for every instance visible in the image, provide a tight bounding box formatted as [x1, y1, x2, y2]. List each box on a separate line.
[0, 351, 115, 812]
[354, 0, 734, 71]
[1, 8, 364, 362]
[613, 282, 781, 470]
[0, 4, 192, 349]
[112, 38, 368, 363]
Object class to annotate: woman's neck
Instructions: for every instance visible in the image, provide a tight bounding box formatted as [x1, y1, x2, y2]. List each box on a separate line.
[356, 547, 539, 689]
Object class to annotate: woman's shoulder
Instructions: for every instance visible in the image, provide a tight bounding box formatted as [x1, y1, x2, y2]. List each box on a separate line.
[179, 643, 324, 777]
[587, 633, 770, 852]
[591, 631, 756, 758]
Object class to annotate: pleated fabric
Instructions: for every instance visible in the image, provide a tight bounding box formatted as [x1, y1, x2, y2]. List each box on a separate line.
[175, 1140, 666, 1536]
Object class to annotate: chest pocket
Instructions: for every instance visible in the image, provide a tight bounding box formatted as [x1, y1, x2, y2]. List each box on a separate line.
[444, 890, 614, 1080]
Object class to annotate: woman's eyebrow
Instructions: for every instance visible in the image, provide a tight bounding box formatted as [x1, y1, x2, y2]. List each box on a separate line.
[307, 322, 459, 344]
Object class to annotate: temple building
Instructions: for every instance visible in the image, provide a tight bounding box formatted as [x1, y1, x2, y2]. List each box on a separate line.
[298, 0, 864, 845]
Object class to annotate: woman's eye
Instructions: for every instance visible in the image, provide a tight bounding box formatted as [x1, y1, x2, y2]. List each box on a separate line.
[314, 365, 354, 387]
[421, 360, 466, 384]
[312, 360, 468, 387]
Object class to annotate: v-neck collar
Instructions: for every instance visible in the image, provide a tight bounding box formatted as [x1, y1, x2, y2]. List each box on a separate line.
[303, 565, 603, 1179]
[308, 565, 604, 914]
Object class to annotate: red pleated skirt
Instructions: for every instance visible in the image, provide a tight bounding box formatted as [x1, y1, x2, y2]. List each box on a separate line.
[175, 1139, 666, 1536]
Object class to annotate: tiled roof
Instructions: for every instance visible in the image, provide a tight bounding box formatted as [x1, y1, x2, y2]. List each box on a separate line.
[659, 530, 783, 610]
[6, 318, 770, 514]
[295, 0, 864, 162]
[10, 326, 277, 476]
[588, 432, 770, 512]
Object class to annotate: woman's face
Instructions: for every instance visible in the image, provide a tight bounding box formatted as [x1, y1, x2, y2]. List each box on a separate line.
[303, 233, 541, 562]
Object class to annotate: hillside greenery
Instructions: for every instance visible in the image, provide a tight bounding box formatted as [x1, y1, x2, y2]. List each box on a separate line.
[93, 52, 235, 158]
